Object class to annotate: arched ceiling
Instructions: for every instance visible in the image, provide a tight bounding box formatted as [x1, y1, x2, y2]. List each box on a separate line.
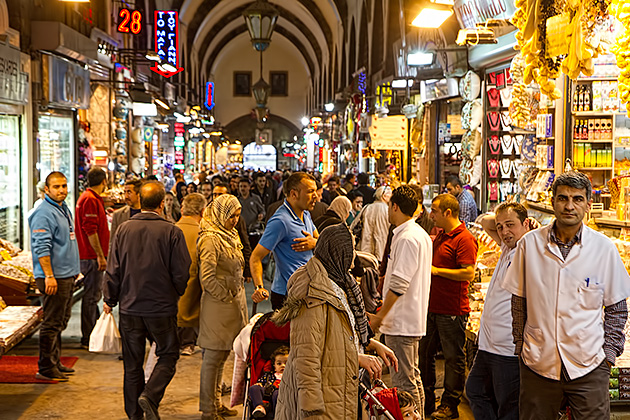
[180, 0, 348, 86]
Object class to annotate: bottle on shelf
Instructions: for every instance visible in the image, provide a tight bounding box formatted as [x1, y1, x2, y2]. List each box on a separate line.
[573, 87, 579, 112]
[578, 86, 584, 112]
[574, 119, 580, 139]
[584, 85, 591, 112]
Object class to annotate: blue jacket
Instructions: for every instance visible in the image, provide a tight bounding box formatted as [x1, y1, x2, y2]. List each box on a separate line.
[28, 195, 81, 279]
[104, 212, 191, 317]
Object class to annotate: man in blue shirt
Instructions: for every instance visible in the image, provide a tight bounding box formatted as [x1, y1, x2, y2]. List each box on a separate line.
[28, 171, 81, 382]
[250, 172, 319, 310]
[446, 176, 478, 225]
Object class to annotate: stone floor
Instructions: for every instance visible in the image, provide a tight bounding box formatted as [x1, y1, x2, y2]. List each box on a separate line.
[0, 280, 478, 420]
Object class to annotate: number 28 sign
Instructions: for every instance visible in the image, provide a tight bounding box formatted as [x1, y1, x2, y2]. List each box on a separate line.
[117, 9, 142, 34]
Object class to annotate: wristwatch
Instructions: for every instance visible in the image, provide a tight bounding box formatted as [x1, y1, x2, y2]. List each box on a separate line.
[255, 284, 264, 290]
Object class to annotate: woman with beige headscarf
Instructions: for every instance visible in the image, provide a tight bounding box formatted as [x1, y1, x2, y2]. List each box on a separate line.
[197, 194, 247, 420]
[313, 196, 353, 232]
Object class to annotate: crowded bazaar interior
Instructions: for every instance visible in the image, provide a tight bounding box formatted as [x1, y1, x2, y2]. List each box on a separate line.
[4, 0, 630, 419]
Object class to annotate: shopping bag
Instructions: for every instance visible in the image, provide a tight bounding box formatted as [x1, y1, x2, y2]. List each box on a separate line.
[89, 312, 122, 354]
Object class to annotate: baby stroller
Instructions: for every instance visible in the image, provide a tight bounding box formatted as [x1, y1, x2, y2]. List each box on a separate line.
[359, 369, 403, 420]
[239, 312, 290, 420]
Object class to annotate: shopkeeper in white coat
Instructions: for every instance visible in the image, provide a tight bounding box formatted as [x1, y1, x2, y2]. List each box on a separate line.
[503, 171, 630, 420]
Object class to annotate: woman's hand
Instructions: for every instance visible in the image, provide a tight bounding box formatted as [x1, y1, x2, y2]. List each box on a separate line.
[358, 354, 382, 380]
[367, 339, 399, 373]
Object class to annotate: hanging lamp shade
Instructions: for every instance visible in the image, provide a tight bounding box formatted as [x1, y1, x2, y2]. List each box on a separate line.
[242, 0, 279, 52]
[254, 106, 269, 123]
[252, 77, 271, 107]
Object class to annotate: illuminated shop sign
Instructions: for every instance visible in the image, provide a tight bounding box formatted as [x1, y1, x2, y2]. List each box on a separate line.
[151, 10, 183, 78]
[453, 0, 516, 29]
[117, 9, 143, 34]
[205, 82, 215, 111]
[174, 122, 185, 170]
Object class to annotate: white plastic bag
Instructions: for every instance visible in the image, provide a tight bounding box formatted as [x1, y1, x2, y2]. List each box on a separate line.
[89, 312, 122, 354]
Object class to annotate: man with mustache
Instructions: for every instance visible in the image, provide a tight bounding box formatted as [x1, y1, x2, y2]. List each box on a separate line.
[503, 171, 630, 419]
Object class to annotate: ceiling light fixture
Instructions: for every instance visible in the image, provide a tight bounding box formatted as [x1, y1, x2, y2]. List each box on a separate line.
[154, 98, 170, 110]
[411, 1, 453, 28]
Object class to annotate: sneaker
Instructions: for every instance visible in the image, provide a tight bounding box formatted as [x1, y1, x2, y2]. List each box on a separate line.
[217, 405, 237, 416]
[180, 345, 195, 356]
[138, 394, 160, 420]
[57, 364, 75, 374]
[431, 405, 459, 419]
[36, 368, 69, 382]
[221, 383, 232, 395]
[252, 405, 267, 418]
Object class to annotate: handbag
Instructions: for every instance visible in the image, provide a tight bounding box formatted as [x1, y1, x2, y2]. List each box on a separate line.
[89, 312, 122, 354]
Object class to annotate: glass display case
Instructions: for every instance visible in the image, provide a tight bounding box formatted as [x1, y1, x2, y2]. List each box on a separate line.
[0, 115, 21, 246]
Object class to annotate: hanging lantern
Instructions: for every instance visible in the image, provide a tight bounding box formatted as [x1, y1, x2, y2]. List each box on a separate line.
[242, 0, 279, 52]
[252, 78, 271, 107]
[254, 107, 269, 123]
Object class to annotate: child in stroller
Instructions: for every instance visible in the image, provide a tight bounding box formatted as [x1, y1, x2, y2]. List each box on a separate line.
[249, 345, 289, 419]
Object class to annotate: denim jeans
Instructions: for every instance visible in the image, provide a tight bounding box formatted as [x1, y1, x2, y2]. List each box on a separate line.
[80, 259, 104, 345]
[519, 359, 610, 420]
[200, 348, 230, 415]
[249, 383, 279, 412]
[383, 334, 425, 416]
[418, 312, 468, 416]
[35, 276, 75, 373]
[465, 350, 519, 420]
[119, 314, 180, 420]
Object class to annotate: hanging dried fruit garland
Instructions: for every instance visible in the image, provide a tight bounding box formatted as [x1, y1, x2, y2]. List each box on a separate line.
[512, 0, 611, 99]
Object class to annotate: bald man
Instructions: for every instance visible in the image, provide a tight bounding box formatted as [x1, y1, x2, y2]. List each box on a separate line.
[104, 181, 191, 420]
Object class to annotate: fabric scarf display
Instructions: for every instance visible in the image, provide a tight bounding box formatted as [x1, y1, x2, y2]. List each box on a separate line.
[501, 135, 514, 155]
[488, 181, 499, 201]
[487, 159, 500, 178]
[487, 88, 501, 108]
[500, 158, 513, 179]
[500, 87, 512, 108]
[500, 181, 513, 201]
[500, 111, 512, 131]
[496, 71, 506, 89]
[313, 223, 373, 348]
[487, 112, 501, 131]
[489, 135, 501, 154]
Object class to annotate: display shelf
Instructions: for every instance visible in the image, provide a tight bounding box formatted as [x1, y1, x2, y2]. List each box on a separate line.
[572, 111, 620, 116]
[593, 217, 630, 228]
[577, 77, 619, 81]
[573, 139, 613, 143]
[526, 201, 554, 212]
[577, 167, 613, 170]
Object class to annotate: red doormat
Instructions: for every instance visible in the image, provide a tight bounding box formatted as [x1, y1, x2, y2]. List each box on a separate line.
[0, 356, 79, 384]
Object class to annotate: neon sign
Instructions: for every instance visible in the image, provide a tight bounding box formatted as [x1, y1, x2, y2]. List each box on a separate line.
[151, 10, 183, 78]
[174, 122, 185, 170]
[205, 82, 215, 111]
[118, 9, 142, 34]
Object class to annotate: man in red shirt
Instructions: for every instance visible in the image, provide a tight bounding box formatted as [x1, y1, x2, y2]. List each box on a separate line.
[76, 167, 110, 349]
[419, 193, 477, 419]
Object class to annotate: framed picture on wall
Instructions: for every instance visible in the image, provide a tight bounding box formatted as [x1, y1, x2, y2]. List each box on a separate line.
[233, 71, 252, 96]
[270, 71, 288, 96]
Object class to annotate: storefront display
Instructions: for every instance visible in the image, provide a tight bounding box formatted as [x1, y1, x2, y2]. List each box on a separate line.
[0, 116, 21, 246]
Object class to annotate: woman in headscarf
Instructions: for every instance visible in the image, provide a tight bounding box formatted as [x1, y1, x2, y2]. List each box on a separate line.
[272, 224, 398, 420]
[313, 196, 353, 232]
[358, 186, 392, 261]
[197, 194, 247, 420]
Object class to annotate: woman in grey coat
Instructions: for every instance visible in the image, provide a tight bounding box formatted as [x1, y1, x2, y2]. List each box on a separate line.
[197, 194, 248, 420]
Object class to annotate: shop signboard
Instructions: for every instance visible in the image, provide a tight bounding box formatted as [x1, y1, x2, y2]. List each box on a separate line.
[453, 0, 516, 29]
[0, 42, 28, 106]
[151, 10, 183, 78]
[46, 54, 90, 109]
[369, 115, 408, 151]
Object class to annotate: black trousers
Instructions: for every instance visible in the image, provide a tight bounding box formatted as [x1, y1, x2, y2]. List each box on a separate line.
[36, 276, 75, 373]
[270, 291, 286, 311]
[80, 259, 103, 345]
[119, 314, 180, 420]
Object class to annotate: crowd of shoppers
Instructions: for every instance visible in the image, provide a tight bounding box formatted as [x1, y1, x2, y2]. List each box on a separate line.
[26, 166, 630, 420]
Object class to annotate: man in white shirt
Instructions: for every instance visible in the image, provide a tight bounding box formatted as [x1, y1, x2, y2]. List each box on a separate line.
[503, 171, 630, 419]
[370, 186, 432, 412]
[465, 202, 534, 420]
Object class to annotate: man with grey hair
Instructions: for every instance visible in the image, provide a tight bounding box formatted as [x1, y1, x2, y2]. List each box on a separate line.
[176, 192, 206, 356]
[503, 171, 630, 419]
[104, 181, 191, 420]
